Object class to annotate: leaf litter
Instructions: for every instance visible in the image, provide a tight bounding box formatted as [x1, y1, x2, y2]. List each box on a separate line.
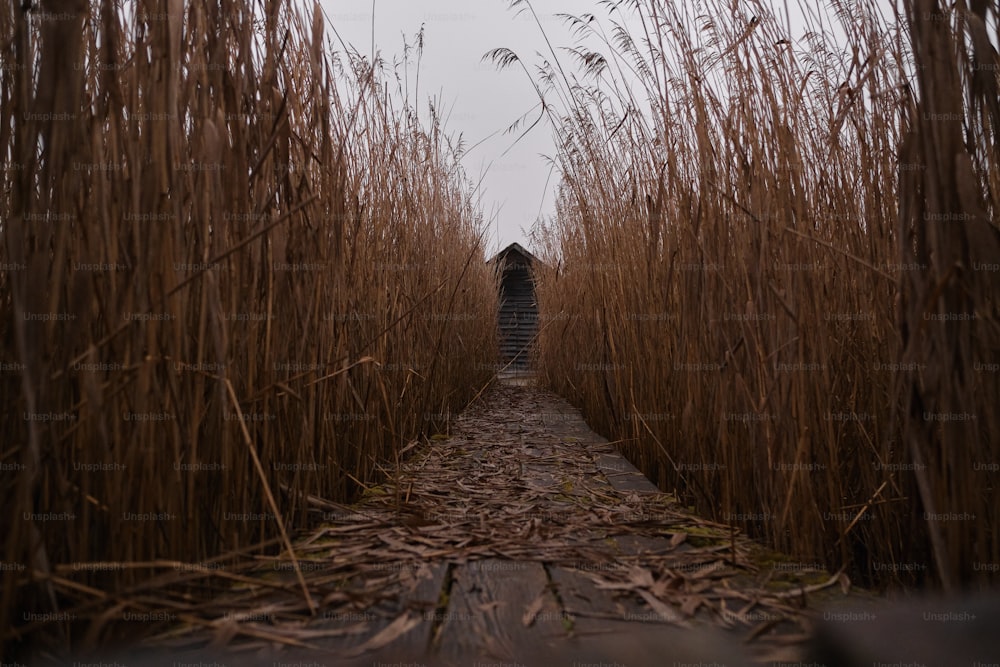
[49, 382, 860, 661]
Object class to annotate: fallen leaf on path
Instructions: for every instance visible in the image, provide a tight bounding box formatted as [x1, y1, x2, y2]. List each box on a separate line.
[522, 591, 547, 627]
[637, 590, 689, 626]
[341, 612, 421, 658]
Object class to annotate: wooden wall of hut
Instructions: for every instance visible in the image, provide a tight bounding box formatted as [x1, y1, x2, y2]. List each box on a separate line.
[491, 244, 539, 371]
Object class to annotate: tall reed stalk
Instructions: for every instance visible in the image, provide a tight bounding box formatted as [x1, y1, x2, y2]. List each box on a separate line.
[0, 0, 497, 652]
[500, 0, 998, 589]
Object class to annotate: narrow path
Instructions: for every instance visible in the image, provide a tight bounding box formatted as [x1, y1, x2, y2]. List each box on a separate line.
[101, 380, 870, 665]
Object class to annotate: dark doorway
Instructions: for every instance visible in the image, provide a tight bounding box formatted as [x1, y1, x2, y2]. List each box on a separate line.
[490, 243, 540, 371]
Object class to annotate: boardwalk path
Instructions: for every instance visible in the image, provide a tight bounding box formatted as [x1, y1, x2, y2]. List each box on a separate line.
[123, 380, 863, 665]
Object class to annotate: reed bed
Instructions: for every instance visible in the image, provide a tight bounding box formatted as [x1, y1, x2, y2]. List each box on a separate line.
[512, 0, 999, 589]
[0, 0, 496, 654]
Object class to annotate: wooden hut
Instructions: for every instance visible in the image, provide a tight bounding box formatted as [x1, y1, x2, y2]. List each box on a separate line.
[489, 243, 540, 371]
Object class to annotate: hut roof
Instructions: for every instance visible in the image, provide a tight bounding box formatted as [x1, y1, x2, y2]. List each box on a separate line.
[487, 242, 541, 268]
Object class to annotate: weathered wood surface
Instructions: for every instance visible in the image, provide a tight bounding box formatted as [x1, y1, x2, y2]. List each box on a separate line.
[34, 378, 878, 666]
[434, 559, 564, 662]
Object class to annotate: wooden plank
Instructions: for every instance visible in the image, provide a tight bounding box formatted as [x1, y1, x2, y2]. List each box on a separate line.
[594, 451, 661, 493]
[547, 565, 646, 620]
[545, 567, 753, 665]
[522, 463, 560, 490]
[614, 533, 688, 556]
[308, 561, 447, 662]
[433, 559, 565, 664]
[556, 618, 752, 666]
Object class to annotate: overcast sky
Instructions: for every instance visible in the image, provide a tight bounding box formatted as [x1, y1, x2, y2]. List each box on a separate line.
[316, 0, 640, 256]
[315, 1, 865, 257]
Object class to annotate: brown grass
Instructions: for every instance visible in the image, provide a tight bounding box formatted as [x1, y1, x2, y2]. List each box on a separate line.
[497, 0, 999, 589]
[897, 0, 1000, 591]
[0, 0, 497, 653]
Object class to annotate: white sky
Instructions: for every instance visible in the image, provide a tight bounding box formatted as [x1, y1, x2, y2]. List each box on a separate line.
[316, 1, 865, 257]
[317, 0, 641, 256]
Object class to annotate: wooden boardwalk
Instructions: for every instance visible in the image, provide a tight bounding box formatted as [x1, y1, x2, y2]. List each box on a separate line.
[56, 379, 872, 666]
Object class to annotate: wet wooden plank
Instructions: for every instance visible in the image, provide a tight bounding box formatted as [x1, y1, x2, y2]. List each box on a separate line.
[433, 559, 564, 664]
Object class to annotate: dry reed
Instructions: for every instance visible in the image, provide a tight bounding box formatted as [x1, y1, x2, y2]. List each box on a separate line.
[499, 0, 999, 589]
[0, 0, 497, 654]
